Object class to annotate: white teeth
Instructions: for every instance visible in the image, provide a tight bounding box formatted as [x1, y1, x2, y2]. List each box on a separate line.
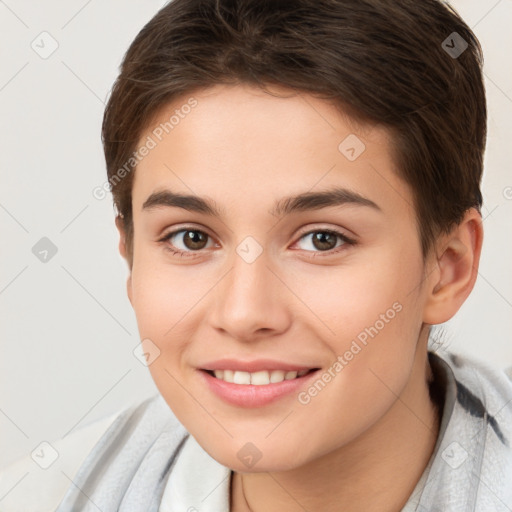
[269, 370, 284, 383]
[251, 371, 272, 385]
[211, 369, 310, 385]
[233, 371, 251, 384]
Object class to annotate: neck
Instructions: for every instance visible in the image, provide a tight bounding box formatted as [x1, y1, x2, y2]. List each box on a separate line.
[230, 336, 441, 512]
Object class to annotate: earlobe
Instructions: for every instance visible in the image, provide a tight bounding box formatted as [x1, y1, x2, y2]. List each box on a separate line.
[423, 209, 483, 324]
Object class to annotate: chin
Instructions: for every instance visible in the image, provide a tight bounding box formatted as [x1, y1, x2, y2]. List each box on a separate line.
[199, 439, 310, 473]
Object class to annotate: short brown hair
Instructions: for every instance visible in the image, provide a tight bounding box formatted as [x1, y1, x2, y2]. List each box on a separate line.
[102, 0, 486, 268]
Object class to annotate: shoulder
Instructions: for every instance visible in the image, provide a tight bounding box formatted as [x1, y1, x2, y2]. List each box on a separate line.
[421, 350, 512, 510]
[0, 395, 162, 512]
[435, 350, 512, 440]
[55, 393, 189, 511]
[443, 351, 512, 415]
[0, 412, 118, 512]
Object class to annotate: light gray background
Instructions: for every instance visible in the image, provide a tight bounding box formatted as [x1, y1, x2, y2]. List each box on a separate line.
[1, 0, 511, 469]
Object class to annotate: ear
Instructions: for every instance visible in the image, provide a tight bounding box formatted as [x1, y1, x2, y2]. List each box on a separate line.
[115, 215, 133, 306]
[422, 208, 483, 324]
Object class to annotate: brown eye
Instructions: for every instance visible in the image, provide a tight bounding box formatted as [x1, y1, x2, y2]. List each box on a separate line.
[311, 232, 338, 251]
[181, 230, 209, 250]
[161, 228, 213, 253]
[297, 230, 351, 253]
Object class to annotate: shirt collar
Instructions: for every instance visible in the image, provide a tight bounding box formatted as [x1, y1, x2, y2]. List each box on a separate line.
[159, 433, 232, 512]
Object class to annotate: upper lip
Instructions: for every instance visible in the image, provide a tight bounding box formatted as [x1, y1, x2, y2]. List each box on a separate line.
[200, 359, 319, 373]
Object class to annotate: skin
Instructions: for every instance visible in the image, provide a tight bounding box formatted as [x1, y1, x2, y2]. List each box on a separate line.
[116, 83, 483, 511]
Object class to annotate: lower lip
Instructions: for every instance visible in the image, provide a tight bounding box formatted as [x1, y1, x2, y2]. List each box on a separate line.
[199, 369, 320, 408]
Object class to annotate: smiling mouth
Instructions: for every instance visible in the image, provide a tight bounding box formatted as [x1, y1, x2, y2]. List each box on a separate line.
[203, 368, 320, 385]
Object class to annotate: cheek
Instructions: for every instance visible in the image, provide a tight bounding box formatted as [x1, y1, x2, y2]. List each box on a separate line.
[129, 258, 205, 336]
[290, 249, 421, 347]
[326, 257, 425, 416]
[129, 259, 212, 393]
[129, 262, 201, 424]
[295, 244, 424, 399]
[288, 301, 423, 463]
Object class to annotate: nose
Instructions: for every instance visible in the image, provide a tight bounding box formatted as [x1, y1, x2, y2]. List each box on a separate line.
[208, 246, 292, 342]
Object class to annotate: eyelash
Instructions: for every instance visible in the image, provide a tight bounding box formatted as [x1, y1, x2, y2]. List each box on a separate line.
[158, 226, 357, 259]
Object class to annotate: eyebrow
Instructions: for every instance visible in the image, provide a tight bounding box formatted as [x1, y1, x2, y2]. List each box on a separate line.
[142, 186, 381, 218]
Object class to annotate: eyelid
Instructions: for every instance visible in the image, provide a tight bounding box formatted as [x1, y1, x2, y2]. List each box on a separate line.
[159, 225, 218, 248]
[294, 224, 357, 244]
[159, 223, 217, 242]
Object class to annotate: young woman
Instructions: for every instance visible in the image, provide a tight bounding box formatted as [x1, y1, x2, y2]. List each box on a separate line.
[5, 1, 512, 510]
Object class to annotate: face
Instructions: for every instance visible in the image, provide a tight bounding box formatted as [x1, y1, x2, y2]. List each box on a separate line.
[125, 83, 431, 472]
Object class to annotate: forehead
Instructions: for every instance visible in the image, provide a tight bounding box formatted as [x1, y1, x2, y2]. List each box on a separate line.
[131, 83, 412, 220]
